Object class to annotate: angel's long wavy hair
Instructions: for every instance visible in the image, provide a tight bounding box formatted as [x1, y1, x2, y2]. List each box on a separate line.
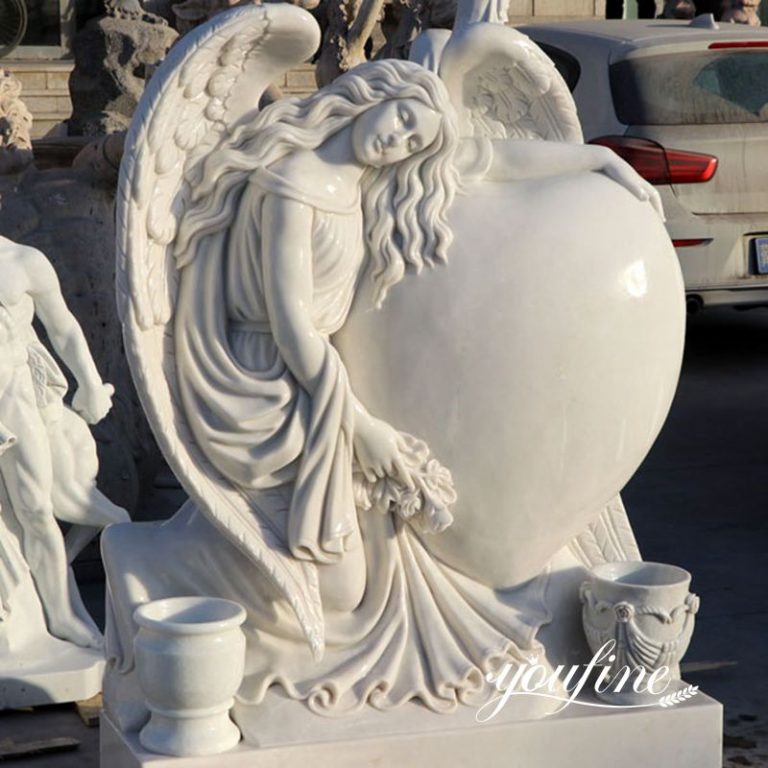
[175, 59, 460, 306]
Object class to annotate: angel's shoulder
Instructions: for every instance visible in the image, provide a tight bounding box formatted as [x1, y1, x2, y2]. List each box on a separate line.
[253, 156, 348, 215]
[267, 151, 315, 187]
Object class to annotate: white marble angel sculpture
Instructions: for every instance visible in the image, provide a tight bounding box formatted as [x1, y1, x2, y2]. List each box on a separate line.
[0, 235, 129, 650]
[104, 0, 685, 735]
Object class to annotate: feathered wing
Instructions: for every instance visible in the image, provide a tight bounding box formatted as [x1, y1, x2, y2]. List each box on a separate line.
[569, 495, 642, 568]
[419, 22, 583, 142]
[116, 3, 327, 656]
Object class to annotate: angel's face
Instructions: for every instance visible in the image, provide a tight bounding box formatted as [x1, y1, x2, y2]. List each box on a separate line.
[352, 98, 441, 169]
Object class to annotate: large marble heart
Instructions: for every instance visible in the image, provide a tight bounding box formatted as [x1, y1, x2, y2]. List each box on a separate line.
[335, 172, 685, 589]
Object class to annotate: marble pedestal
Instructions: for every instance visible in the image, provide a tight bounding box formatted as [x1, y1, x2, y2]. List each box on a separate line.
[0, 638, 104, 708]
[0, 566, 104, 708]
[0, 513, 104, 708]
[101, 689, 722, 768]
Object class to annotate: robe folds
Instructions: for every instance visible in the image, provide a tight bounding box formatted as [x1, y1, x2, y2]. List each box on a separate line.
[112, 166, 552, 715]
[175, 167, 364, 564]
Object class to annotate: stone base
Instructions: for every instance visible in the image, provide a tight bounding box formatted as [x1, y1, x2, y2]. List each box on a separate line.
[0, 637, 104, 708]
[100, 691, 722, 768]
[0, 508, 104, 709]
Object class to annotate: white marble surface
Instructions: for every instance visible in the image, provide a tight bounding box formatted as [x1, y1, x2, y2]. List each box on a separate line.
[581, 561, 699, 702]
[0, 642, 103, 709]
[101, 691, 722, 768]
[0, 520, 103, 707]
[337, 169, 683, 587]
[0, 574, 104, 709]
[0, 235, 127, 707]
[133, 597, 246, 757]
[106, 0, 686, 752]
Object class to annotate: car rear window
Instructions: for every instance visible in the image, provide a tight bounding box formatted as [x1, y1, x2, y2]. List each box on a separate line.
[535, 43, 581, 91]
[610, 50, 768, 124]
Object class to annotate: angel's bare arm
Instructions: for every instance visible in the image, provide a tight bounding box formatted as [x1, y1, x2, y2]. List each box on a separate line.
[456, 138, 664, 220]
[261, 195, 327, 392]
[24, 247, 113, 423]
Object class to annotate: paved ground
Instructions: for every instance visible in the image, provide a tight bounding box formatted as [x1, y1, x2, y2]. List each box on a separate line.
[1, 305, 767, 766]
[624, 306, 768, 767]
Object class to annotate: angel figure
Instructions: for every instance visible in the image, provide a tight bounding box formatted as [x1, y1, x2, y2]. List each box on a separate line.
[0, 235, 129, 649]
[105, 1, 673, 733]
[171, 58, 659, 596]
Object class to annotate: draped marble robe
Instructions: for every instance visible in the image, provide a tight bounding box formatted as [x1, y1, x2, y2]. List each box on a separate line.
[175, 167, 363, 565]
[108, 166, 552, 717]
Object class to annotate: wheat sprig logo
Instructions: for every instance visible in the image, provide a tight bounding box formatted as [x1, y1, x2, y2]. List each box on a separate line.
[658, 685, 699, 708]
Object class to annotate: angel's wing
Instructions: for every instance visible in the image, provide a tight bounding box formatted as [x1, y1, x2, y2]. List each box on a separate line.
[569, 495, 641, 568]
[116, 3, 326, 656]
[412, 21, 583, 143]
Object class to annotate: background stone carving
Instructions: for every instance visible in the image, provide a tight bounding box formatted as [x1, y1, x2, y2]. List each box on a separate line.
[67, 2, 178, 136]
[720, 0, 761, 23]
[0, 70, 33, 175]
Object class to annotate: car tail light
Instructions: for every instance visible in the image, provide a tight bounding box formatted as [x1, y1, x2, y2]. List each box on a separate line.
[589, 136, 718, 185]
[709, 41, 768, 49]
[672, 238, 713, 247]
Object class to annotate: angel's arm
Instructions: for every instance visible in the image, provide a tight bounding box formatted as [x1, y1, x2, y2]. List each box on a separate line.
[456, 138, 664, 220]
[260, 195, 327, 392]
[261, 194, 412, 485]
[24, 248, 114, 423]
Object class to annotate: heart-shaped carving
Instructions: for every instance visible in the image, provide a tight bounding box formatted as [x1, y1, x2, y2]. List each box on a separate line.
[336, 172, 685, 588]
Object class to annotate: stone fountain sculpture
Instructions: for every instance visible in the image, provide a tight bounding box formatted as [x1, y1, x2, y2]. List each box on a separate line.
[101, 0, 720, 764]
[0, 235, 129, 707]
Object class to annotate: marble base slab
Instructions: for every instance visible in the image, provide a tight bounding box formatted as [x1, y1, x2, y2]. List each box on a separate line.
[0, 636, 104, 708]
[0, 508, 105, 709]
[100, 690, 722, 768]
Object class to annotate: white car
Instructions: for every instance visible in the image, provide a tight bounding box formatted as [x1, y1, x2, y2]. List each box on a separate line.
[519, 17, 768, 312]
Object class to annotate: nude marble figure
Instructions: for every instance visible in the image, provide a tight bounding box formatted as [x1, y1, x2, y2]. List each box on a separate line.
[0, 235, 128, 649]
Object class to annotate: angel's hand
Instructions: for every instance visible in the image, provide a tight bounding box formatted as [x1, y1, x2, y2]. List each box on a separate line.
[72, 382, 114, 424]
[353, 415, 414, 490]
[590, 145, 665, 222]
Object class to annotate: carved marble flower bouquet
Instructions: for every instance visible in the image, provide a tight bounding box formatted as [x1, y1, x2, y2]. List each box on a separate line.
[102, 0, 687, 755]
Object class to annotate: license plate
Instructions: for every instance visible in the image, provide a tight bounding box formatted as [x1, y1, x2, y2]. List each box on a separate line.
[755, 238, 768, 274]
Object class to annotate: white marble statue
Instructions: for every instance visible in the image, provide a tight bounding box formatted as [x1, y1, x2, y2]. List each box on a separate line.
[103, 0, 686, 746]
[0, 235, 129, 658]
